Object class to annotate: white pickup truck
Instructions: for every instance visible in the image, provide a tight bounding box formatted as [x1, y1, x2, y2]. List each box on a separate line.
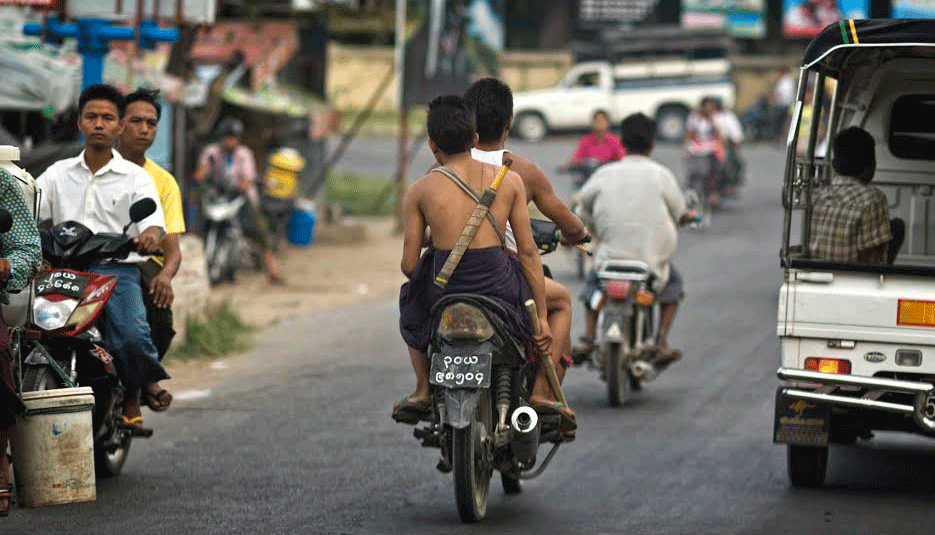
[511, 58, 735, 142]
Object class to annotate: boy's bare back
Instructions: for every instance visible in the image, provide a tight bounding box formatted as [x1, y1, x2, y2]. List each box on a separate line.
[415, 160, 523, 250]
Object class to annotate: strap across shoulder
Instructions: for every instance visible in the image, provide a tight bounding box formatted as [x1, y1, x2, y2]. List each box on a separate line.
[432, 165, 506, 246]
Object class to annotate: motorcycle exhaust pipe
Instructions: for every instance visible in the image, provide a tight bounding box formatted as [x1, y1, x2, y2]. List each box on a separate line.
[510, 406, 540, 469]
[630, 360, 657, 381]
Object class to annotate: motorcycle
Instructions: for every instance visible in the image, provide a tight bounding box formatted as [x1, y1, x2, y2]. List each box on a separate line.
[684, 155, 716, 228]
[582, 260, 675, 406]
[14, 198, 159, 477]
[560, 158, 602, 279]
[202, 192, 257, 285]
[400, 220, 570, 523]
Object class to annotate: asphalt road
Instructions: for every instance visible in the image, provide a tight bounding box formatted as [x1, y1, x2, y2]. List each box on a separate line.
[8, 138, 935, 535]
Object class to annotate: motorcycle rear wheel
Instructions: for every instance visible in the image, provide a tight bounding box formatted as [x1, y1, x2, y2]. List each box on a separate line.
[452, 390, 493, 523]
[606, 342, 631, 407]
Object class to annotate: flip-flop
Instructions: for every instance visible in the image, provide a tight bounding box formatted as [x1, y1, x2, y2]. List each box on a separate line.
[656, 348, 683, 366]
[570, 337, 595, 365]
[144, 388, 172, 412]
[118, 415, 154, 438]
[392, 398, 432, 425]
[531, 401, 577, 433]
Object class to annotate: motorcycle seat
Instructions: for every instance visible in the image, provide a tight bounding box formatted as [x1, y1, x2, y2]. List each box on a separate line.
[595, 260, 652, 283]
[430, 293, 526, 358]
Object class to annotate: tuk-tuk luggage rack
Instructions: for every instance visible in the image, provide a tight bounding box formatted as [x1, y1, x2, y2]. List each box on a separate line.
[778, 367, 935, 432]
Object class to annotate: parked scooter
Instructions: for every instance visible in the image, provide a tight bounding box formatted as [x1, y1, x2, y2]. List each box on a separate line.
[14, 198, 159, 477]
[202, 192, 257, 284]
[399, 221, 570, 523]
[582, 260, 676, 406]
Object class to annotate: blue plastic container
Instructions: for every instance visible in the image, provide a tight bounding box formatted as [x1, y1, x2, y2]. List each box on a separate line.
[288, 205, 316, 246]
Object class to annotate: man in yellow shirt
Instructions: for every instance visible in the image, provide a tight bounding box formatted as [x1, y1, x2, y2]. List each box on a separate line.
[118, 88, 184, 412]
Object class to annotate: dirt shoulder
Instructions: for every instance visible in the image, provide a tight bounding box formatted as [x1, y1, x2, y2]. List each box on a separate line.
[164, 217, 406, 389]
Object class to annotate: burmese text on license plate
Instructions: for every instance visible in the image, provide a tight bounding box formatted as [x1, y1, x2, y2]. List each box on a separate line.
[429, 353, 491, 388]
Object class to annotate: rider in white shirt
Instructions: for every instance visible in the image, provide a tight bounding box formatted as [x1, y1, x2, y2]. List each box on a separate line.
[575, 113, 696, 364]
[37, 84, 168, 435]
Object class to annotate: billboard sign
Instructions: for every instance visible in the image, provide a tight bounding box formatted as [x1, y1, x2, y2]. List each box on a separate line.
[682, 0, 766, 37]
[397, 0, 504, 109]
[892, 0, 935, 17]
[783, 0, 868, 37]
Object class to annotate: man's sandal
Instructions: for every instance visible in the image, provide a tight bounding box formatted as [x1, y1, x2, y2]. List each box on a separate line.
[391, 398, 432, 425]
[144, 388, 172, 412]
[570, 338, 595, 365]
[531, 401, 577, 433]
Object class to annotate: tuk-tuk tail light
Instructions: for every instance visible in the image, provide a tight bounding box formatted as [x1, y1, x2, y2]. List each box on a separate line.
[804, 357, 851, 375]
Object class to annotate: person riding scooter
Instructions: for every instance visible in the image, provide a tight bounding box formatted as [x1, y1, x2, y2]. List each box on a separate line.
[194, 118, 285, 284]
[37, 84, 169, 436]
[573, 113, 697, 364]
[562, 110, 626, 172]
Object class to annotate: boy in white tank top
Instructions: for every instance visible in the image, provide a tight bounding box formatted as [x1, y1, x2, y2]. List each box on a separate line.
[466, 79, 591, 430]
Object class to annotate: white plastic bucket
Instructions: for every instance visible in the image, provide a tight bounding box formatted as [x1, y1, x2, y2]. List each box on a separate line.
[10, 387, 97, 507]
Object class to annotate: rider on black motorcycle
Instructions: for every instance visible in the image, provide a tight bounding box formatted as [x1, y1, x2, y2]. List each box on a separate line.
[573, 113, 696, 364]
[36, 84, 169, 435]
[393, 96, 554, 425]
[463, 78, 590, 423]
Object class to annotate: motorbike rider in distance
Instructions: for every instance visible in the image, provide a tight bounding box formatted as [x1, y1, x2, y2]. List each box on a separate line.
[37, 83, 169, 435]
[464, 77, 589, 423]
[394, 95, 557, 428]
[573, 113, 697, 365]
[562, 110, 626, 172]
[685, 96, 726, 207]
[194, 118, 285, 284]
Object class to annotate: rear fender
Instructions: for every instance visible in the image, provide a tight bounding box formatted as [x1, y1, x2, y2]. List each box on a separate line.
[443, 389, 482, 429]
[600, 303, 631, 342]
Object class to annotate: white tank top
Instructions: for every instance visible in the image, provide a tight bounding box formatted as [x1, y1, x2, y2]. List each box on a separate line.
[470, 148, 517, 252]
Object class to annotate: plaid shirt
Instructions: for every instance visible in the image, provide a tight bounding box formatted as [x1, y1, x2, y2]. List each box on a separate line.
[0, 168, 41, 304]
[809, 175, 892, 262]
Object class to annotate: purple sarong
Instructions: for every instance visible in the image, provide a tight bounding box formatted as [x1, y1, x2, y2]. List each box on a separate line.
[399, 247, 535, 351]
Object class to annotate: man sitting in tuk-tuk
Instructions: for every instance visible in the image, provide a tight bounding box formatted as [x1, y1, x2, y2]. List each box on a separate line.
[810, 127, 904, 264]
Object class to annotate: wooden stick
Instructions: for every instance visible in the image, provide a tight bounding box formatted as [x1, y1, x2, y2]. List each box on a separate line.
[524, 299, 567, 406]
[434, 159, 513, 289]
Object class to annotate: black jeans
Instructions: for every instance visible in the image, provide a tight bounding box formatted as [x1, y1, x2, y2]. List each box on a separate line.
[138, 259, 177, 361]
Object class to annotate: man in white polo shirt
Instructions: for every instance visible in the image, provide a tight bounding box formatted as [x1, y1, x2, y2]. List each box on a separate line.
[37, 84, 169, 435]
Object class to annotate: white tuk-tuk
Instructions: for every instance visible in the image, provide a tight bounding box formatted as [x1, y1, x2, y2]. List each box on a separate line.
[775, 19, 935, 487]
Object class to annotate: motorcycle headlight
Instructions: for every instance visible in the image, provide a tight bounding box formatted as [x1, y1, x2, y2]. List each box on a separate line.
[33, 297, 76, 331]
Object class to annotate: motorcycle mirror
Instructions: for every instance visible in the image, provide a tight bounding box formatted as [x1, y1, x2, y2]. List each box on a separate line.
[129, 198, 157, 224]
[0, 209, 11, 234]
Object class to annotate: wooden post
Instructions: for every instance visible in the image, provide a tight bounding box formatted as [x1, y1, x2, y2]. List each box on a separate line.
[395, 107, 410, 233]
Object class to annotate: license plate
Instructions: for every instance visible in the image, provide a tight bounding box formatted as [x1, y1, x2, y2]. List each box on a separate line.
[773, 388, 830, 446]
[35, 270, 89, 300]
[429, 353, 492, 389]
